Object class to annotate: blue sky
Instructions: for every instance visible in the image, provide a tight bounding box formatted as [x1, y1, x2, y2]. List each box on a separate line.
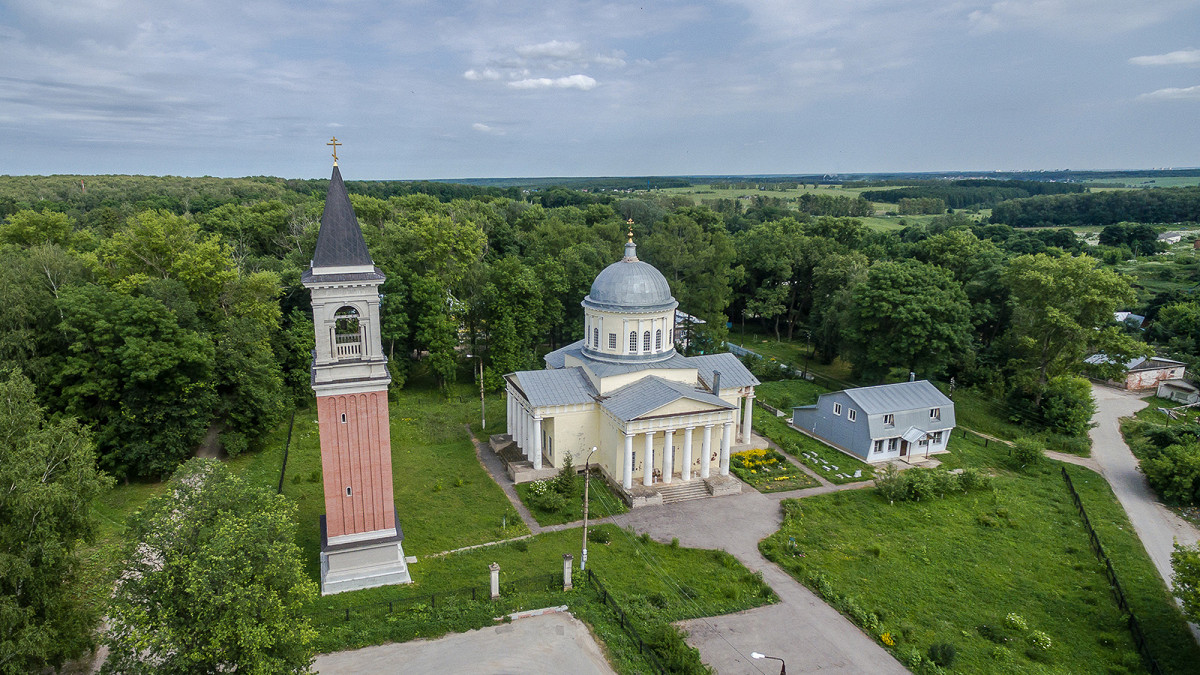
[2, 0, 1198, 179]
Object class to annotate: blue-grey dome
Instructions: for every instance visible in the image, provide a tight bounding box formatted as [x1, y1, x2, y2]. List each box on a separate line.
[583, 247, 677, 313]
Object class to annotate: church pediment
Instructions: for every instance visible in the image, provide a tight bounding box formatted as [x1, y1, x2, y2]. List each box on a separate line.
[600, 376, 734, 423]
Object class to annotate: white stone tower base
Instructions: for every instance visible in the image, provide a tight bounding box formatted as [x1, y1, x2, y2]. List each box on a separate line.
[319, 515, 412, 595]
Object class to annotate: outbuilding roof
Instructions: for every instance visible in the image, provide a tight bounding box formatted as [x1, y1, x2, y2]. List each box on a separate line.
[600, 376, 734, 423]
[841, 380, 951, 414]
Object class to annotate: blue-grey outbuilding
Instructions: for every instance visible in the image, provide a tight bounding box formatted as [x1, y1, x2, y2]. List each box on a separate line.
[792, 380, 955, 463]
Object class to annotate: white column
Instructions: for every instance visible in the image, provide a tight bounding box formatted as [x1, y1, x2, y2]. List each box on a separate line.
[701, 425, 713, 479]
[743, 393, 755, 443]
[643, 432, 654, 486]
[532, 417, 543, 470]
[623, 433, 634, 490]
[523, 410, 532, 458]
[681, 427, 694, 481]
[514, 403, 522, 449]
[507, 394, 514, 439]
[662, 429, 674, 484]
[720, 422, 733, 476]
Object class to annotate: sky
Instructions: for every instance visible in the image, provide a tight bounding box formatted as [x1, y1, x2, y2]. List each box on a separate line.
[2, 0, 1199, 179]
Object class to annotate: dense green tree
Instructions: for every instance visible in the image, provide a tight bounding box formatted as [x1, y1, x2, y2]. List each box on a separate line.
[641, 208, 737, 326]
[0, 209, 73, 247]
[1002, 253, 1143, 402]
[0, 371, 112, 675]
[54, 285, 216, 478]
[104, 458, 316, 675]
[843, 260, 973, 380]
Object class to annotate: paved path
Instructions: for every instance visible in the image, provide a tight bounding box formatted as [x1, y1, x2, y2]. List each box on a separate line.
[314, 611, 614, 675]
[1088, 384, 1200, 597]
[614, 491, 907, 674]
[470, 428, 544, 534]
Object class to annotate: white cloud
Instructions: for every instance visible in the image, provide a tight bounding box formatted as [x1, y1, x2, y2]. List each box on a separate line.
[1130, 49, 1200, 66]
[1138, 85, 1200, 101]
[508, 74, 597, 90]
[472, 122, 505, 135]
[463, 68, 501, 81]
[515, 40, 584, 60]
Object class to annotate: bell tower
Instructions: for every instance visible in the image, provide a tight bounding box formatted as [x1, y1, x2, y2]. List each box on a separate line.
[302, 150, 410, 594]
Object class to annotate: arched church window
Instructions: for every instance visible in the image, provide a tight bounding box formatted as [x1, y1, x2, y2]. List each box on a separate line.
[643, 331, 651, 352]
[655, 329, 662, 350]
[629, 331, 637, 352]
[593, 327, 599, 349]
[333, 306, 362, 358]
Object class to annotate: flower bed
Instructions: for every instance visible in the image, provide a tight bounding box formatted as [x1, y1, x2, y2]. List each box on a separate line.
[729, 448, 820, 493]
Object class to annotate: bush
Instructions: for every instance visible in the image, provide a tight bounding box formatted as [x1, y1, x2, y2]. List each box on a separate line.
[1041, 375, 1096, 437]
[588, 526, 612, 544]
[1142, 442, 1200, 505]
[1012, 438, 1045, 468]
[958, 467, 993, 492]
[928, 642, 957, 667]
[1004, 612, 1028, 631]
[534, 488, 567, 513]
[219, 430, 249, 457]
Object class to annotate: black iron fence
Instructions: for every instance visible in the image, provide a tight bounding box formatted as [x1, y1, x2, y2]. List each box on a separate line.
[585, 568, 669, 674]
[1060, 467, 1164, 675]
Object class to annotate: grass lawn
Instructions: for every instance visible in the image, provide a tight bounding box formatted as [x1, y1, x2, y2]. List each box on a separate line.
[754, 378, 829, 410]
[308, 524, 777, 671]
[513, 471, 630, 527]
[753, 410, 874, 484]
[729, 447, 820, 492]
[760, 434, 1200, 674]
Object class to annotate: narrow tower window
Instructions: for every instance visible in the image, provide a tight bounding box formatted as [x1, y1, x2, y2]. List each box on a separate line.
[340, 413, 347, 423]
[345, 486, 352, 496]
[593, 327, 600, 349]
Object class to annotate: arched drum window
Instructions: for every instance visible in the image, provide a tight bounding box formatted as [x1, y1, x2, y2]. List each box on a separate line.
[629, 331, 637, 352]
[643, 331, 651, 352]
[655, 329, 662, 350]
[593, 327, 600, 349]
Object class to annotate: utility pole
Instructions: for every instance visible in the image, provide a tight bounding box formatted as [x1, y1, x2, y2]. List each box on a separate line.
[581, 446, 596, 571]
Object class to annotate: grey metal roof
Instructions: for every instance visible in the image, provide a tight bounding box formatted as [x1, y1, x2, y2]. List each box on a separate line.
[300, 267, 386, 284]
[600, 376, 734, 423]
[509, 367, 597, 408]
[692, 353, 761, 390]
[582, 241, 678, 312]
[841, 380, 951, 414]
[311, 165, 375, 269]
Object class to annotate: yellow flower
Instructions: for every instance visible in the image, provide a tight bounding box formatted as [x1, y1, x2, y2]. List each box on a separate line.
[881, 632, 894, 646]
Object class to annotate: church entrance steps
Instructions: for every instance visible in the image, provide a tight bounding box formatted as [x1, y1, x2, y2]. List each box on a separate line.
[657, 480, 709, 504]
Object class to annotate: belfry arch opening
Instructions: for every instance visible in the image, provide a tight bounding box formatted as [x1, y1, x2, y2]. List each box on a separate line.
[333, 305, 362, 358]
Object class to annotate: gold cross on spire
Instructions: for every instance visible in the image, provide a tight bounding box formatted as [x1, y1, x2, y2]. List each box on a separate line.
[327, 136, 342, 165]
[626, 218, 635, 243]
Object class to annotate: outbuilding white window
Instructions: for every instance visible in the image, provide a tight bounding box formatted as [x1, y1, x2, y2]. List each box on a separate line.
[888, 438, 899, 451]
[931, 431, 944, 444]
[848, 409, 857, 422]
[629, 331, 637, 352]
[833, 402, 842, 416]
[609, 333, 617, 349]
[883, 413, 894, 427]
[643, 331, 651, 352]
[930, 408, 941, 420]
[873, 439, 884, 453]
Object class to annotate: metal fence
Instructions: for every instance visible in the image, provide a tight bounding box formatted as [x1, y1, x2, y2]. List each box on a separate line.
[585, 569, 669, 674]
[1060, 467, 1164, 675]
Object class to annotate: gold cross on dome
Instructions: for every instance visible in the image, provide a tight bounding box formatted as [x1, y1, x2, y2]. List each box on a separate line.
[327, 137, 342, 164]
[626, 218, 634, 242]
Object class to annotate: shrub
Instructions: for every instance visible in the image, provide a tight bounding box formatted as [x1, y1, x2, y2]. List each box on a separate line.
[219, 431, 249, 457]
[875, 464, 905, 504]
[928, 642, 957, 667]
[1004, 612, 1028, 631]
[1142, 442, 1200, 505]
[1030, 629, 1052, 651]
[534, 489, 567, 513]
[958, 467, 993, 492]
[644, 624, 710, 674]
[1012, 438, 1044, 468]
[588, 526, 612, 544]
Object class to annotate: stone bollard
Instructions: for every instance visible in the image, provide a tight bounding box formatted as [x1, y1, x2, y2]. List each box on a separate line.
[489, 562, 500, 599]
[563, 553, 573, 591]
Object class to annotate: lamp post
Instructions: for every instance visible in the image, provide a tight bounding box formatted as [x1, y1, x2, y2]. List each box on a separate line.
[581, 446, 597, 571]
[751, 652, 785, 674]
[466, 354, 486, 430]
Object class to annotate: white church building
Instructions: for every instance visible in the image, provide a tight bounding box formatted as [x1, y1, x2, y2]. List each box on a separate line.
[500, 232, 759, 505]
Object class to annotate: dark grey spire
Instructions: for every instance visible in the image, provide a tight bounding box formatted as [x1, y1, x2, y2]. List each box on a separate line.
[311, 165, 373, 269]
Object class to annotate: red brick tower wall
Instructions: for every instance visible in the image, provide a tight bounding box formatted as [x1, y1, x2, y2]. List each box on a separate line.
[316, 391, 396, 538]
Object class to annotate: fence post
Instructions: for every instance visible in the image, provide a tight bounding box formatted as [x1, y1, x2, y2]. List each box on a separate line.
[563, 554, 574, 590]
[489, 562, 501, 599]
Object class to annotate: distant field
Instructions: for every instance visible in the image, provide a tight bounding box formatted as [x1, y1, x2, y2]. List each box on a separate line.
[1084, 176, 1200, 188]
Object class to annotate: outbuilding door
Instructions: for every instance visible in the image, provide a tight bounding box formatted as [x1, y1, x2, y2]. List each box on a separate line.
[900, 441, 909, 457]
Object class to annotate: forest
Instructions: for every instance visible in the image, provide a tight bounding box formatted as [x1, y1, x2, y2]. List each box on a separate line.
[0, 173, 1196, 485]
